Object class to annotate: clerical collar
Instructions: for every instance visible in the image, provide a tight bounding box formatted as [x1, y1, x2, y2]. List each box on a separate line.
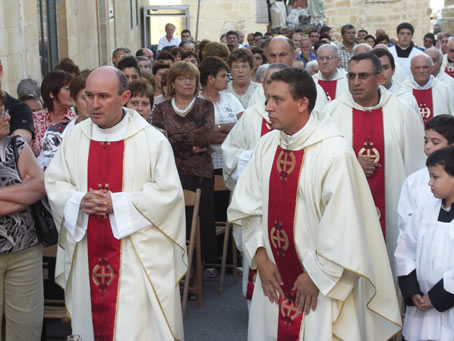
[395, 43, 414, 58]
[438, 201, 454, 223]
[320, 71, 337, 81]
[92, 109, 129, 142]
[411, 75, 433, 90]
[283, 114, 314, 147]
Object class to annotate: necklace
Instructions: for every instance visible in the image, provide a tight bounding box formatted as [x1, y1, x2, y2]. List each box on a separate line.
[171, 97, 196, 116]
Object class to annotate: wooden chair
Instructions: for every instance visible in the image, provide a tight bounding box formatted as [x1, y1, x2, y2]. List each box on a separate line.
[181, 188, 203, 317]
[213, 175, 238, 294]
[41, 245, 71, 340]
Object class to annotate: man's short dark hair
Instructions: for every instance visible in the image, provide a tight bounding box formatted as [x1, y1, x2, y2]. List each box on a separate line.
[270, 68, 316, 112]
[254, 32, 263, 38]
[115, 68, 129, 95]
[424, 32, 435, 42]
[426, 145, 454, 176]
[425, 114, 454, 144]
[112, 47, 131, 58]
[358, 29, 368, 35]
[396, 22, 415, 35]
[117, 56, 141, 76]
[250, 46, 267, 64]
[349, 52, 383, 74]
[319, 26, 331, 35]
[198, 56, 229, 87]
[264, 32, 274, 38]
[226, 30, 239, 39]
[40, 70, 73, 111]
[152, 61, 171, 75]
[181, 29, 191, 35]
[309, 29, 319, 36]
[157, 51, 176, 62]
[341, 24, 355, 36]
[370, 48, 396, 70]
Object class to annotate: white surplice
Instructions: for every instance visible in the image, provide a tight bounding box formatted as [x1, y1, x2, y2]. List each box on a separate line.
[312, 68, 349, 101]
[388, 80, 423, 125]
[402, 76, 454, 118]
[45, 109, 187, 341]
[228, 116, 401, 340]
[442, 54, 454, 78]
[389, 45, 423, 76]
[395, 199, 454, 341]
[320, 87, 426, 276]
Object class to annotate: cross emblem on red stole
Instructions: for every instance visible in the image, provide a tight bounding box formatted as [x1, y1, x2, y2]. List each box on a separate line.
[276, 151, 296, 181]
[270, 220, 289, 255]
[281, 297, 300, 324]
[92, 258, 115, 292]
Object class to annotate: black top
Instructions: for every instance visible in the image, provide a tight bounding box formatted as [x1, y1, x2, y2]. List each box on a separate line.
[5, 93, 35, 139]
[395, 42, 415, 58]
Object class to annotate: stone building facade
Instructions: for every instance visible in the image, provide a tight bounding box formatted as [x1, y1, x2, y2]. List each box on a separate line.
[0, 0, 432, 96]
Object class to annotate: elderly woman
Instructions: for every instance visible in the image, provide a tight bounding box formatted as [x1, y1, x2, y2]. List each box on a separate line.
[152, 61, 218, 267]
[226, 48, 261, 108]
[126, 78, 154, 122]
[0, 92, 46, 340]
[41, 71, 90, 169]
[31, 70, 76, 157]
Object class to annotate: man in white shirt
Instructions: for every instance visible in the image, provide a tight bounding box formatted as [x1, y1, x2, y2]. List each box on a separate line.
[425, 47, 454, 95]
[389, 22, 423, 76]
[157, 23, 181, 53]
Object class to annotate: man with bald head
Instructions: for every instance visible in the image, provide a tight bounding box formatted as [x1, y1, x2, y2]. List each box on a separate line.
[425, 47, 454, 94]
[402, 54, 454, 124]
[313, 44, 348, 101]
[442, 36, 454, 78]
[45, 66, 186, 341]
[248, 36, 328, 110]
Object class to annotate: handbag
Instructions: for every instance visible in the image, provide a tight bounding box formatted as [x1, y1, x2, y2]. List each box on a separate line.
[10, 136, 58, 246]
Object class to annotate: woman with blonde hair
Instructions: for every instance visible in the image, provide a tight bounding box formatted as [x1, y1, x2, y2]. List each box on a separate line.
[152, 62, 218, 268]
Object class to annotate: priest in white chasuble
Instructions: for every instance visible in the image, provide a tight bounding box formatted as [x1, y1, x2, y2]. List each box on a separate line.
[222, 63, 288, 191]
[228, 67, 401, 341]
[320, 53, 426, 277]
[402, 54, 454, 124]
[312, 45, 349, 102]
[45, 67, 186, 341]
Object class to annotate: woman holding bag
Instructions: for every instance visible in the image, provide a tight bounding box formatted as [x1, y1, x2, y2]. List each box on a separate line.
[0, 92, 46, 340]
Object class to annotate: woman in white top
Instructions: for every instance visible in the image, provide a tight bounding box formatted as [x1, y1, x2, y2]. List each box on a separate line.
[199, 57, 244, 171]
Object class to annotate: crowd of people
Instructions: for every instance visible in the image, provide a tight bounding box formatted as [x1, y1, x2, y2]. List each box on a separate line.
[0, 17, 454, 341]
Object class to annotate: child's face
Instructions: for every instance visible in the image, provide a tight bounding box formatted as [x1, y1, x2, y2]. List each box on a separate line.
[428, 165, 454, 200]
[424, 129, 449, 157]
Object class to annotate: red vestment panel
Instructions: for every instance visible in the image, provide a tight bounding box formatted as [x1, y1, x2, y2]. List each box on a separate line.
[413, 88, 434, 124]
[317, 80, 338, 102]
[352, 108, 386, 239]
[268, 146, 305, 341]
[87, 140, 125, 341]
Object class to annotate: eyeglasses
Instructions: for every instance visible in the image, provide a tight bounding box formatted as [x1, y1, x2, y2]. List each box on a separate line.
[231, 65, 251, 71]
[176, 76, 196, 82]
[347, 72, 378, 80]
[317, 55, 336, 62]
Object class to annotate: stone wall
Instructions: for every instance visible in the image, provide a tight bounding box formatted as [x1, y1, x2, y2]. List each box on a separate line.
[0, 0, 41, 96]
[442, 0, 454, 34]
[324, 0, 431, 45]
[147, 0, 268, 43]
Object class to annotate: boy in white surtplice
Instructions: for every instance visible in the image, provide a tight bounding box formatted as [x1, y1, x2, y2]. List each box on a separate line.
[395, 145, 454, 341]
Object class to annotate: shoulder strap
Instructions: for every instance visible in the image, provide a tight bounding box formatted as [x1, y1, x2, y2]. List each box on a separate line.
[10, 135, 19, 169]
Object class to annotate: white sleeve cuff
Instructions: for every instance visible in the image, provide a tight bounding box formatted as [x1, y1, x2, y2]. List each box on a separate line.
[231, 150, 254, 183]
[63, 192, 89, 242]
[302, 251, 343, 296]
[109, 192, 151, 239]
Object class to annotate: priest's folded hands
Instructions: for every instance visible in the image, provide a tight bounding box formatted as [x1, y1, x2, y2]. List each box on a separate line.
[80, 189, 113, 216]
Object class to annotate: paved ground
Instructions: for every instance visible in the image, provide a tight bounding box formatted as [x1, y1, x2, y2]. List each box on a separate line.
[45, 272, 248, 341]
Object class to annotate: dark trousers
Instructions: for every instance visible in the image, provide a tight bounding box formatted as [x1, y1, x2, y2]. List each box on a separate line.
[180, 175, 218, 263]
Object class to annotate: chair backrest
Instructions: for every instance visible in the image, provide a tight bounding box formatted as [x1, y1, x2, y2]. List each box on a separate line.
[183, 188, 201, 232]
[214, 174, 229, 192]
